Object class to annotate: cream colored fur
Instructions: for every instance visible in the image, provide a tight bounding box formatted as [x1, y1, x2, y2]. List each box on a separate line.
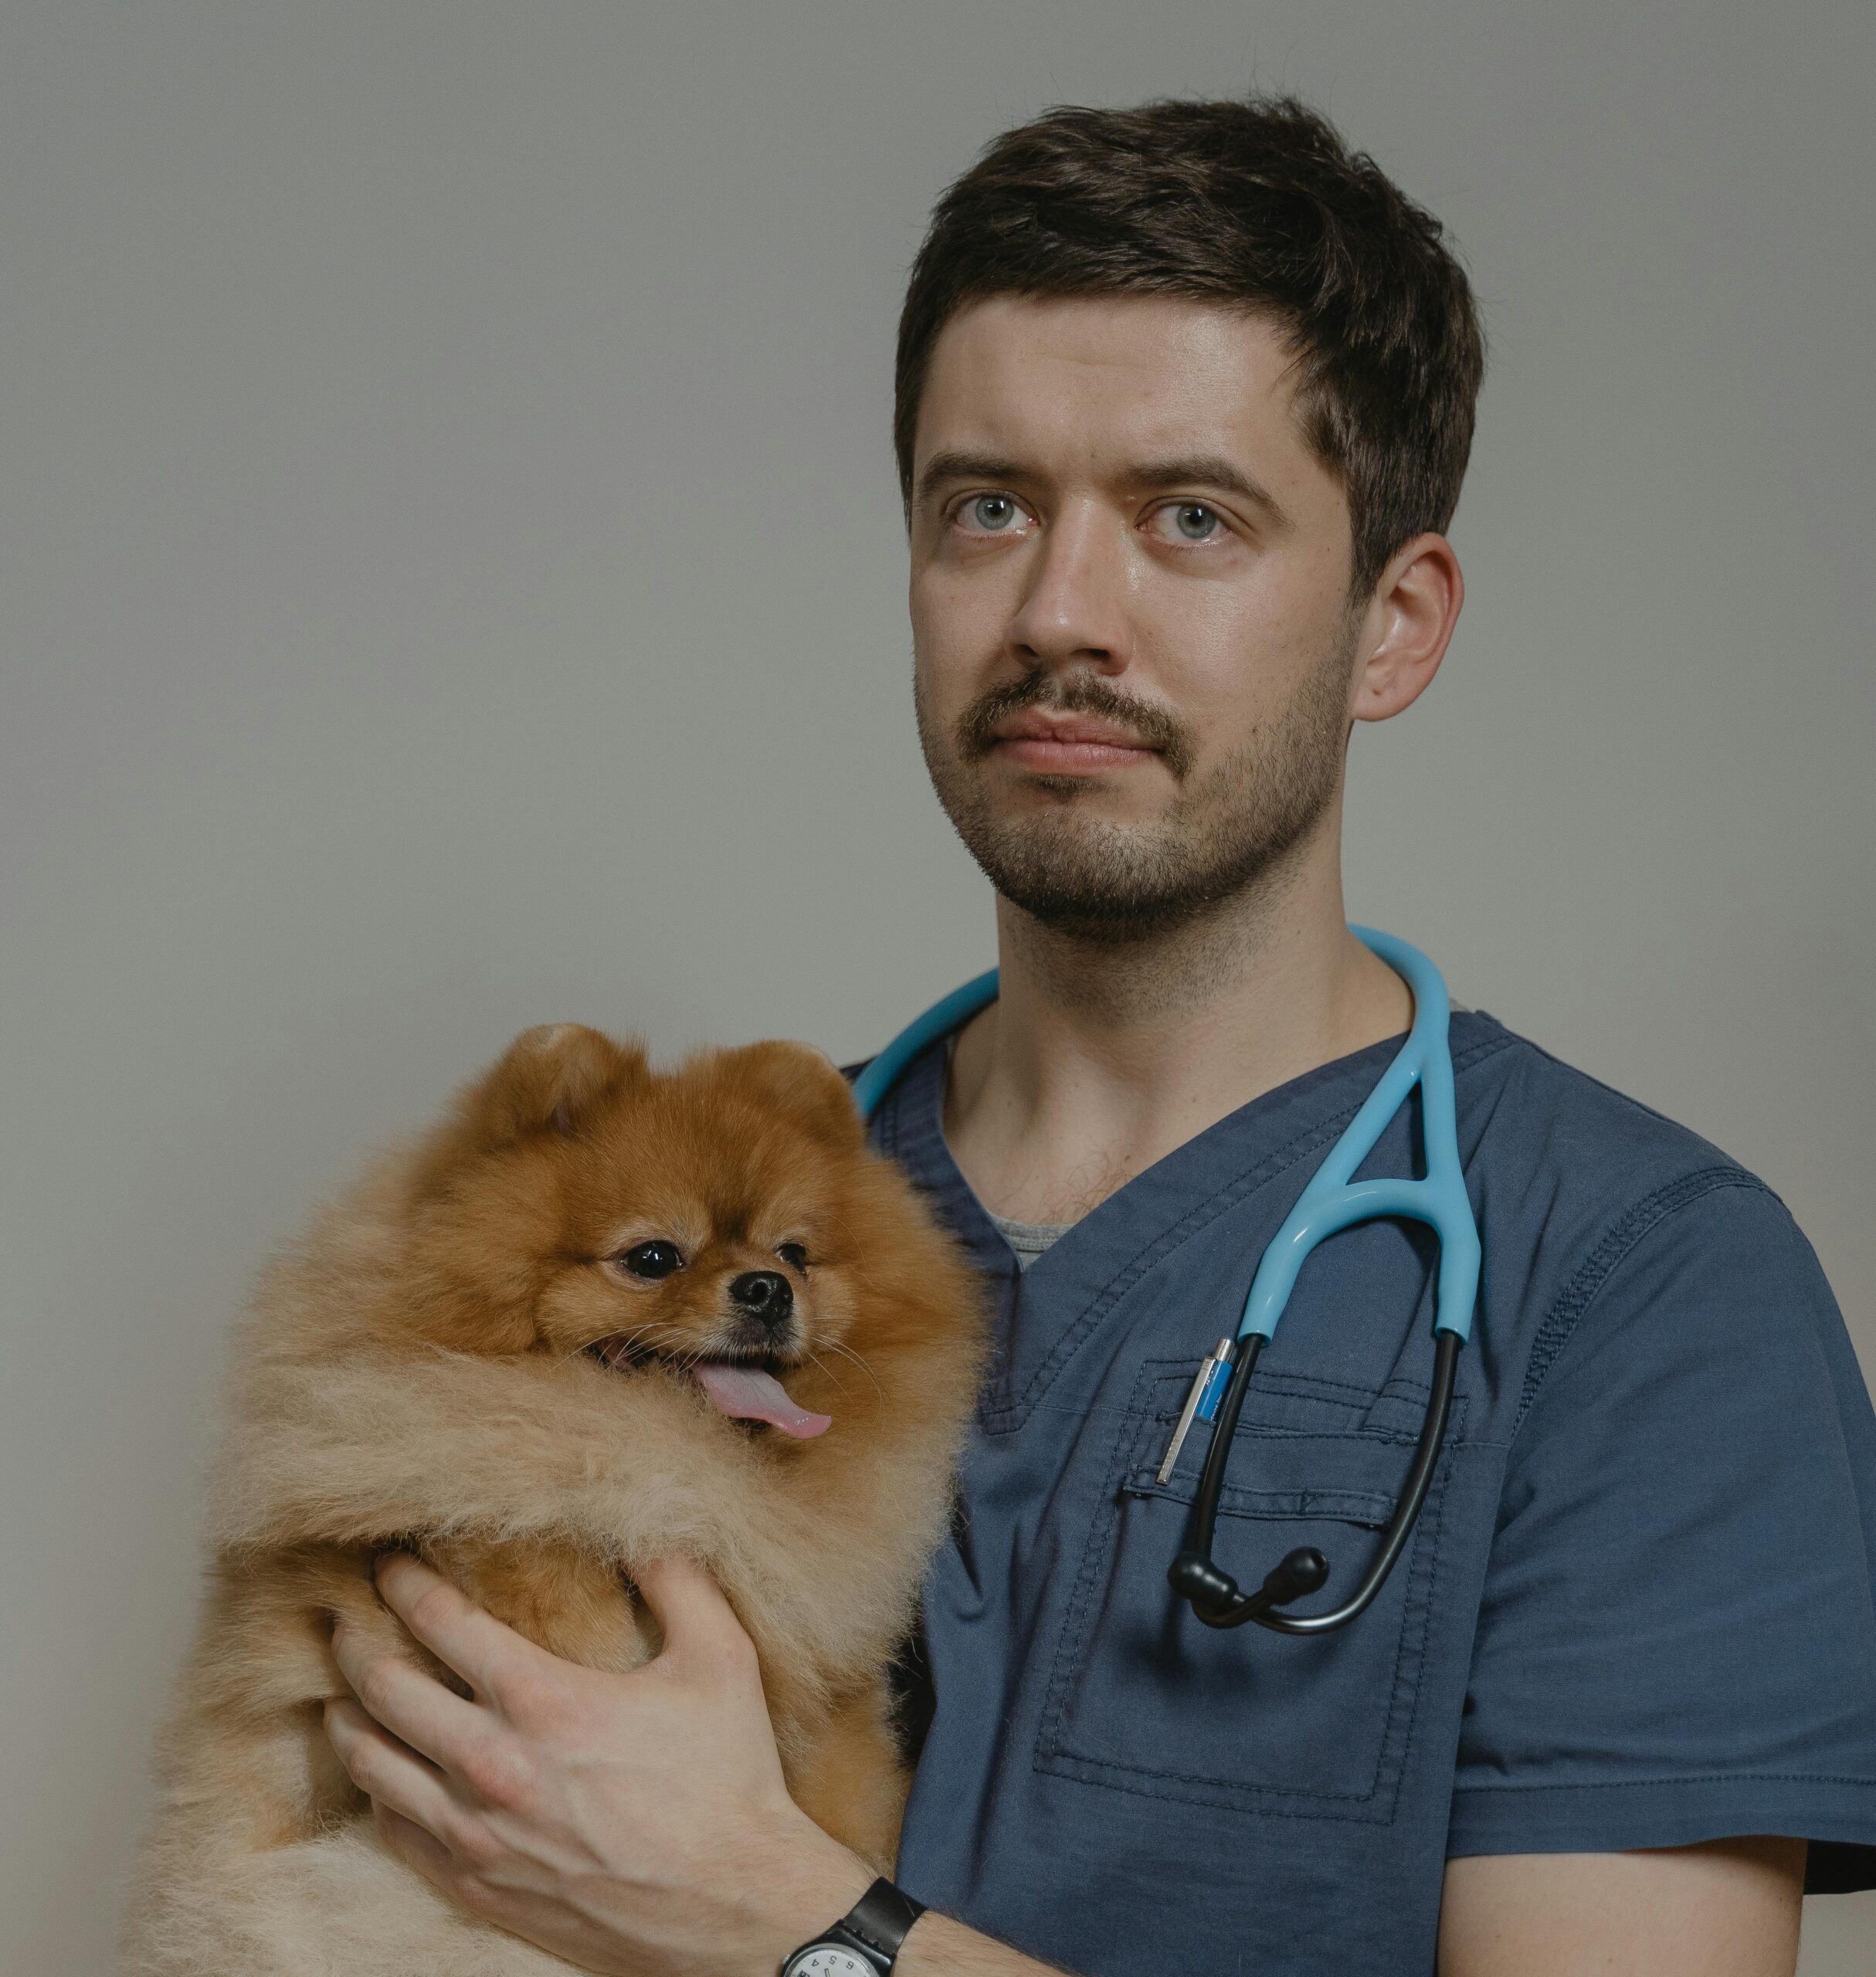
[121, 1034, 984, 1975]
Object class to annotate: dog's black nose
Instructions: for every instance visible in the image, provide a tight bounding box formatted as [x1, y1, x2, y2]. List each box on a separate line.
[727, 1270, 793, 1331]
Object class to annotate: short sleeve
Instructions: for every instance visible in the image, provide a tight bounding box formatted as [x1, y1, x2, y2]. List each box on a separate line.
[1448, 1176, 1876, 1889]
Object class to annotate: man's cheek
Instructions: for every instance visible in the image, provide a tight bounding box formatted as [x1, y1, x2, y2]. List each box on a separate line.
[911, 648, 986, 745]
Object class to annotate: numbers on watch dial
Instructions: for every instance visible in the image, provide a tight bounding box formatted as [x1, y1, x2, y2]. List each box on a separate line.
[785, 1951, 875, 1977]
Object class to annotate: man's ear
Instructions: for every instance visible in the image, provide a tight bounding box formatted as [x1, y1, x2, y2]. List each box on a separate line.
[463, 1023, 648, 1144]
[1349, 531, 1464, 725]
[711, 1039, 864, 1146]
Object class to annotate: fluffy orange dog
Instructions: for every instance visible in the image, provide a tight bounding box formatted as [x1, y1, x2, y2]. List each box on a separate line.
[122, 1024, 985, 1975]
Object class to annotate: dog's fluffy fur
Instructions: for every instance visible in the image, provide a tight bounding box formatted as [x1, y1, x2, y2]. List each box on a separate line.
[121, 1025, 985, 1975]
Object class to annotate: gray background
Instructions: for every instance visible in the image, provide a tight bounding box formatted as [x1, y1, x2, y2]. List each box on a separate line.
[2, 4, 1870, 1972]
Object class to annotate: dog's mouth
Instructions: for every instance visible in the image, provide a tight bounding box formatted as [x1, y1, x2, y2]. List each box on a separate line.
[583, 1337, 832, 1440]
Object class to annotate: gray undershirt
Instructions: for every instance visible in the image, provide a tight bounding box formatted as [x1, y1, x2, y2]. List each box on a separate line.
[987, 1211, 1077, 1269]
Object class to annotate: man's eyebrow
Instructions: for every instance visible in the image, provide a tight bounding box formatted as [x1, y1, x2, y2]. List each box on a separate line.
[913, 449, 1030, 506]
[1131, 454, 1289, 525]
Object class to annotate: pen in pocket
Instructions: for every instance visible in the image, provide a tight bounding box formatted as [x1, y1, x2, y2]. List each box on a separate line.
[1156, 1337, 1237, 1485]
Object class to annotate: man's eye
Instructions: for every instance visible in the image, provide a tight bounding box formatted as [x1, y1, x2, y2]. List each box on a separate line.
[1149, 501, 1226, 544]
[776, 1242, 809, 1270]
[617, 1241, 684, 1280]
[957, 493, 1026, 534]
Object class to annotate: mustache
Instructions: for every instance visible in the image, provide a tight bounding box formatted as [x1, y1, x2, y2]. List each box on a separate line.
[955, 673, 1196, 781]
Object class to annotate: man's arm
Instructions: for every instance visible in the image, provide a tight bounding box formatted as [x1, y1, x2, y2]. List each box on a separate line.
[323, 1553, 1806, 1977]
[889, 1843, 1809, 1976]
[1439, 1842, 1806, 1976]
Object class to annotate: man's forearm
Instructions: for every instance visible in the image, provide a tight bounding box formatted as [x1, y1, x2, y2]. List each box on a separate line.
[766, 1839, 1076, 1977]
[897, 1911, 1076, 1975]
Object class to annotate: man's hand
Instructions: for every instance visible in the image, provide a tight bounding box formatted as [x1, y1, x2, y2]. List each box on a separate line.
[323, 1551, 874, 1976]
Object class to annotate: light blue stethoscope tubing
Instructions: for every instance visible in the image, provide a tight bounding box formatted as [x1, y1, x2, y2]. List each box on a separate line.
[1176, 927, 1477, 1632]
[850, 968, 999, 1124]
[1240, 925, 1478, 1348]
[853, 928, 1479, 1638]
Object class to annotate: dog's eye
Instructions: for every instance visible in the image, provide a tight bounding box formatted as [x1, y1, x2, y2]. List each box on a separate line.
[776, 1242, 809, 1271]
[617, 1241, 684, 1280]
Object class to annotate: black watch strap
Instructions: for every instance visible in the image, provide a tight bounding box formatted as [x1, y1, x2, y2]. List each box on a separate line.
[844, 1878, 925, 1962]
[782, 1877, 926, 1973]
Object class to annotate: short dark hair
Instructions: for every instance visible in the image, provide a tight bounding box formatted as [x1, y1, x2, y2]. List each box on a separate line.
[895, 96, 1485, 595]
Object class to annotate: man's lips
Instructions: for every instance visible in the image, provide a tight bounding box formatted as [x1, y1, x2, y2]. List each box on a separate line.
[992, 713, 1160, 774]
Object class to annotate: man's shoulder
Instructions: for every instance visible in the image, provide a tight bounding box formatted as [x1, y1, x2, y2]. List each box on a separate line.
[1452, 1016, 1862, 1526]
[1451, 1009, 1810, 1340]
[1455, 1006, 1764, 1199]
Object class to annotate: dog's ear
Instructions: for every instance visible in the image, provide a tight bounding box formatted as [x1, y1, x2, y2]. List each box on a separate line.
[409, 1024, 647, 1201]
[714, 1039, 864, 1147]
[462, 1023, 648, 1145]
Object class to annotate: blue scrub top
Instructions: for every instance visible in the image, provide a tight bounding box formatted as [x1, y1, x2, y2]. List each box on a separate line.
[861, 1009, 1876, 1975]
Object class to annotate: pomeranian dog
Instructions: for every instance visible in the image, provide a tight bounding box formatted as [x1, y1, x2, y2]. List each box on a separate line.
[121, 1023, 985, 1975]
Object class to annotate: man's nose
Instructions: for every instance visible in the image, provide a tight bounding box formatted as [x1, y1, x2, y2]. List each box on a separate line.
[1006, 501, 1130, 673]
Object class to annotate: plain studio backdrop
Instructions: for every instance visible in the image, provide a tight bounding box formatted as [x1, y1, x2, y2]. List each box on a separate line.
[2, 4, 1871, 1972]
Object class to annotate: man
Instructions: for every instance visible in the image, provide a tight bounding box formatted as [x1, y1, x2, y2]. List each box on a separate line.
[322, 97, 1876, 1974]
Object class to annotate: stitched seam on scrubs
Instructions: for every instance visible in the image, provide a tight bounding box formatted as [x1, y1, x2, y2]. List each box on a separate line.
[985, 1031, 1515, 1434]
[1033, 1358, 1454, 1815]
[1036, 1465, 1454, 1817]
[1511, 1168, 1771, 1441]
[1124, 1370, 1427, 1514]
[1131, 1364, 1473, 1474]
[1248, 1367, 1438, 1404]
[1452, 1770, 1876, 1793]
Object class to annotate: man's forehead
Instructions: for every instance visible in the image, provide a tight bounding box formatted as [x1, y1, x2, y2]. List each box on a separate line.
[914, 292, 1322, 492]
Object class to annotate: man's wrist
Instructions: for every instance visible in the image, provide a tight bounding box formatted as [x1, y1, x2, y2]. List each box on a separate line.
[783, 1877, 926, 1973]
[744, 1820, 879, 1976]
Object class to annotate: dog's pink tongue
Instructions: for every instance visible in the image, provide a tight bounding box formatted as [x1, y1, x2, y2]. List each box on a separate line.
[692, 1362, 832, 1439]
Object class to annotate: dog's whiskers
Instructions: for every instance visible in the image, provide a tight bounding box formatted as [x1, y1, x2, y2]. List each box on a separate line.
[562, 1319, 685, 1369]
[818, 1336, 884, 1401]
[802, 1345, 850, 1398]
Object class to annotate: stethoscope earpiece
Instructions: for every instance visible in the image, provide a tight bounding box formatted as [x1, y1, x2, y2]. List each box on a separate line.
[1168, 1541, 1330, 1622]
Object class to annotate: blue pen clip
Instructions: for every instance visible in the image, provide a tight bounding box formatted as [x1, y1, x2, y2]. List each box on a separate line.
[1195, 1352, 1235, 1422]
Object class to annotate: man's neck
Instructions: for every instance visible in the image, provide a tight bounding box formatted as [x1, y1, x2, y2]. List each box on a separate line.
[941, 843, 1412, 1226]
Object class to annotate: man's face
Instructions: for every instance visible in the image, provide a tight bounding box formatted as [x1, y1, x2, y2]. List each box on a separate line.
[908, 293, 1364, 940]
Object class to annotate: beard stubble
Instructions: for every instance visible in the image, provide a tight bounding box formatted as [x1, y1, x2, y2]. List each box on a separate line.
[915, 624, 1358, 944]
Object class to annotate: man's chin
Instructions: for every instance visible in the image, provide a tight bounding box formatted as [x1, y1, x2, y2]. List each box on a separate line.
[967, 836, 1235, 943]
[926, 736, 1335, 940]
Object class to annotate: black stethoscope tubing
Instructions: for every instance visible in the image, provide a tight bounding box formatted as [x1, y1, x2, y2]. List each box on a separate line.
[1167, 1328, 1462, 1632]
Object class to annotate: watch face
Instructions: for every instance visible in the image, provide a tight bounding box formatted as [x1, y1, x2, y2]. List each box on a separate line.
[784, 1949, 875, 1977]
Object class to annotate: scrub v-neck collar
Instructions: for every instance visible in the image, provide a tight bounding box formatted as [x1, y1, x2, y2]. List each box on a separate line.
[871, 1009, 1508, 1431]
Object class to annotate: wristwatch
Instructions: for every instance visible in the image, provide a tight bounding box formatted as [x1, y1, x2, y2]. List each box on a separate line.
[779, 1876, 926, 1975]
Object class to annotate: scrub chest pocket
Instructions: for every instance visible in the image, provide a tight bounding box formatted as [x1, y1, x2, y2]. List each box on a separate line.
[1036, 1360, 1460, 1820]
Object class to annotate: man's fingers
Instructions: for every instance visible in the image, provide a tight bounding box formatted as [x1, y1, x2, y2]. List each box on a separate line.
[634, 1554, 758, 1678]
[330, 1616, 483, 1770]
[372, 1799, 459, 1888]
[323, 1697, 460, 1841]
[371, 1552, 542, 1702]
